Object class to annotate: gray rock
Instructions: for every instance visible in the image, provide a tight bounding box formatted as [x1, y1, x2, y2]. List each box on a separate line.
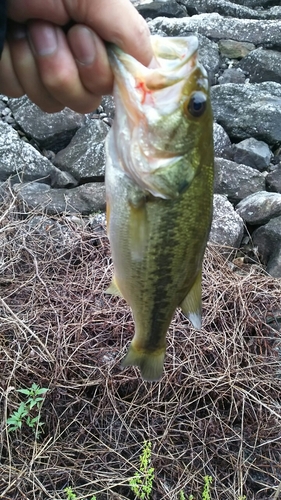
[233, 0, 277, 8]
[149, 14, 281, 49]
[252, 216, 281, 277]
[50, 169, 78, 189]
[218, 68, 246, 85]
[266, 250, 281, 279]
[54, 121, 109, 182]
[14, 182, 106, 215]
[266, 166, 281, 193]
[22, 215, 82, 253]
[8, 96, 86, 152]
[137, 1, 187, 19]
[0, 121, 75, 187]
[238, 48, 281, 84]
[148, 20, 220, 83]
[178, 0, 280, 20]
[218, 39, 256, 59]
[100, 95, 115, 120]
[233, 138, 272, 171]
[211, 82, 281, 146]
[209, 194, 244, 248]
[0, 181, 7, 200]
[236, 191, 281, 225]
[213, 123, 232, 159]
[214, 158, 266, 203]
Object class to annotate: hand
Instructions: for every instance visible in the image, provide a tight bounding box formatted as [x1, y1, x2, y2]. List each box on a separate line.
[0, 0, 152, 113]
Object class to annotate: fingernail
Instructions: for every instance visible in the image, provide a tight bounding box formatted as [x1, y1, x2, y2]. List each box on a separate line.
[29, 24, 58, 56]
[71, 27, 96, 65]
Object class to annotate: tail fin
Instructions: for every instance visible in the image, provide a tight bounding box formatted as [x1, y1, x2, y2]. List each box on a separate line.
[121, 343, 165, 382]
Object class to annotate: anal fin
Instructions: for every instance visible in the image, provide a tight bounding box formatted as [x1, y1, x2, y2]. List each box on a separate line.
[180, 269, 202, 329]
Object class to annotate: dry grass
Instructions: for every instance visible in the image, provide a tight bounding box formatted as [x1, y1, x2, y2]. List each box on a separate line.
[0, 188, 281, 500]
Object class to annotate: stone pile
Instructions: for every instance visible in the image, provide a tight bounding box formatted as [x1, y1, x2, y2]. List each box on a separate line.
[0, 0, 281, 276]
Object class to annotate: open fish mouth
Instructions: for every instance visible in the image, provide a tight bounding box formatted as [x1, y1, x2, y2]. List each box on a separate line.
[107, 36, 207, 116]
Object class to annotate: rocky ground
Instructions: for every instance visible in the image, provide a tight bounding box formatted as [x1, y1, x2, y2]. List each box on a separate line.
[1, 0, 281, 276]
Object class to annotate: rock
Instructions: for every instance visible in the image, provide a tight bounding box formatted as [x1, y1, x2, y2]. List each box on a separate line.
[8, 96, 86, 152]
[266, 166, 281, 193]
[233, 0, 277, 8]
[100, 96, 115, 120]
[148, 14, 281, 49]
[252, 216, 281, 277]
[0, 121, 76, 187]
[266, 251, 281, 279]
[214, 158, 266, 204]
[148, 20, 220, 83]
[0, 181, 7, 200]
[50, 170, 78, 189]
[233, 138, 272, 171]
[236, 191, 281, 225]
[211, 82, 281, 146]
[14, 182, 106, 215]
[22, 215, 82, 253]
[54, 121, 109, 182]
[179, 0, 281, 20]
[218, 39, 256, 59]
[217, 68, 246, 85]
[238, 48, 281, 84]
[209, 194, 244, 248]
[213, 123, 232, 159]
[137, 1, 187, 19]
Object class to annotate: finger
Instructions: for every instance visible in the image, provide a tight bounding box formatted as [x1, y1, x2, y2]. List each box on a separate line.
[67, 25, 113, 96]
[0, 41, 24, 97]
[8, 22, 64, 112]
[28, 20, 102, 113]
[64, 0, 153, 66]
[7, 0, 69, 25]
[8, 0, 153, 66]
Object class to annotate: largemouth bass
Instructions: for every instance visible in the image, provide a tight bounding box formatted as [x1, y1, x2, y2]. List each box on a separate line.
[105, 36, 214, 381]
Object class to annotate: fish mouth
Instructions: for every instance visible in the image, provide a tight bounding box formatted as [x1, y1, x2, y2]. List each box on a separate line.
[107, 36, 203, 117]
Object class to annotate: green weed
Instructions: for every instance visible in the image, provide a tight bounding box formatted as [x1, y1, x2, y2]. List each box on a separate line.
[64, 487, 77, 500]
[7, 383, 48, 437]
[202, 475, 212, 500]
[179, 475, 213, 500]
[64, 486, 97, 500]
[129, 440, 154, 499]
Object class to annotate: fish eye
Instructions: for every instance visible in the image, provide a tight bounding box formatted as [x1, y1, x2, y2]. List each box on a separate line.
[185, 91, 207, 118]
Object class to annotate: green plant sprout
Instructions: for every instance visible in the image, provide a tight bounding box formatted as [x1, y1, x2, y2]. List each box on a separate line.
[179, 475, 213, 500]
[64, 487, 96, 500]
[202, 476, 212, 500]
[7, 383, 49, 437]
[64, 487, 77, 500]
[129, 440, 155, 499]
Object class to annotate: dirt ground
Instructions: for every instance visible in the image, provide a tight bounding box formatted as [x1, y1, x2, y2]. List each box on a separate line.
[0, 191, 281, 500]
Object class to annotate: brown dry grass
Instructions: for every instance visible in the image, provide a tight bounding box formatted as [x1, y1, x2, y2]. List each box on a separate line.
[0, 188, 281, 500]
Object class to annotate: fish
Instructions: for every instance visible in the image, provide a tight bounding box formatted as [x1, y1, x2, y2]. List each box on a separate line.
[105, 36, 214, 382]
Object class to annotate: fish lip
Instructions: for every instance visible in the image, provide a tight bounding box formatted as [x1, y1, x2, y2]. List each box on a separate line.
[107, 36, 202, 112]
[108, 35, 199, 77]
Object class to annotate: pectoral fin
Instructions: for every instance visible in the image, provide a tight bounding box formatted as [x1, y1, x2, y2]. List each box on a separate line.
[180, 270, 202, 329]
[129, 198, 149, 262]
[105, 277, 123, 297]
